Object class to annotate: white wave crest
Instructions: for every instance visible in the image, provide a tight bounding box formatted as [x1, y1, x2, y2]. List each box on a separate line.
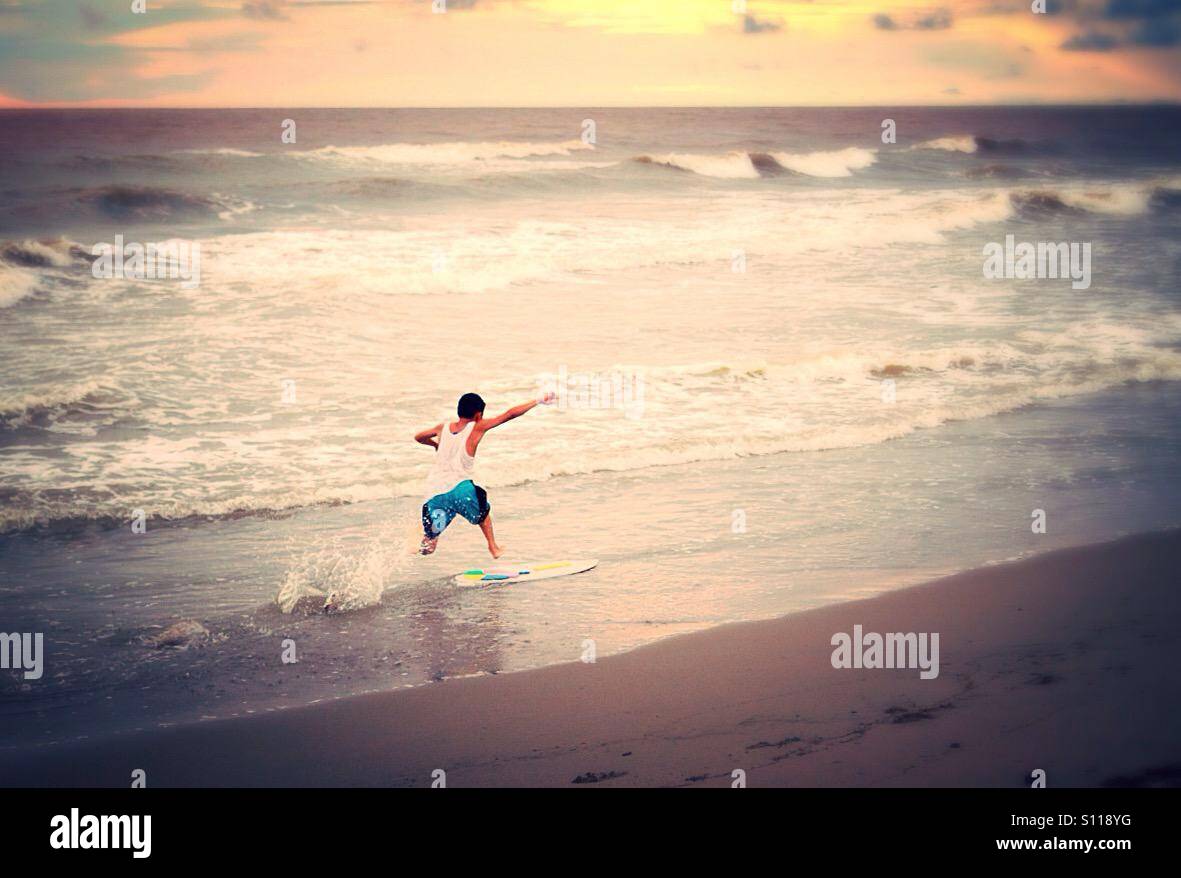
[300, 139, 594, 166]
[770, 147, 877, 178]
[178, 148, 265, 158]
[1058, 185, 1153, 216]
[911, 135, 978, 153]
[637, 152, 761, 179]
[1010, 182, 1156, 216]
[0, 265, 38, 309]
[0, 379, 106, 419]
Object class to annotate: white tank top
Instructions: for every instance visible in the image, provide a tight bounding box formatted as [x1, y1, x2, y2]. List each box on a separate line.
[424, 419, 476, 500]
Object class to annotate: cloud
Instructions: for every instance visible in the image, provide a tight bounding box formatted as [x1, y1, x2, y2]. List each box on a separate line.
[242, 1, 288, 19]
[915, 9, 953, 28]
[742, 14, 782, 33]
[1087, 0, 1181, 50]
[78, 2, 107, 30]
[972, 0, 1070, 15]
[972, 1, 1020, 12]
[1130, 17, 1181, 44]
[0, 44, 217, 101]
[1055, 0, 1181, 51]
[169, 33, 268, 54]
[872, 8, 953, 31]
[1104, 0, 1179, 19]
[0, 0, 231, 102]
[1061, 31, 1120, 50]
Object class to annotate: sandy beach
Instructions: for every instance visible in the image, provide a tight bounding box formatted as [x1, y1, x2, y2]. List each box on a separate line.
[4, 529, 1179, 788]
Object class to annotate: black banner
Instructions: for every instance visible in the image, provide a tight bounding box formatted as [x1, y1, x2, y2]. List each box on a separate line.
[4, 788, 1168, 863]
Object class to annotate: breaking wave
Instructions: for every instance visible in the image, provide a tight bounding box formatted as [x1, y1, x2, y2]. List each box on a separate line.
[913, 135, 979, 154]
[0, 238, 88, 308]
[634, 147, 877, 179]
[5, 339, 1180, 536]
[912, 135, 1053, 155]
[1, 185, 260, 227]
[0, 379, 126, 430]
[770, 147, 877, 178]
[1010, 182, 1159, 217]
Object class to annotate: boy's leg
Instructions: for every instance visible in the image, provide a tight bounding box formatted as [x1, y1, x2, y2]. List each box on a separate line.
[478, 514, 503, 559]
[473, 486, 502, 558]
[420, 502, 449, 555]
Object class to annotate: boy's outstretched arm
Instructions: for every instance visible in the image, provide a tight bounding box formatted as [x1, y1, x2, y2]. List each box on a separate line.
[414, 423, 443, 449]
[479, 392, 556, 432]
[467, 393, 555, 454]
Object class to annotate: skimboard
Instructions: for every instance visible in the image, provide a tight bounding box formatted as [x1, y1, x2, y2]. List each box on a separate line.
[454, 559, 597, 588]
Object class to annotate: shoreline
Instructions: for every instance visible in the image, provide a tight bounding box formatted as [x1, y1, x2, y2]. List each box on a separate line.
[4, 528, 1180, 787]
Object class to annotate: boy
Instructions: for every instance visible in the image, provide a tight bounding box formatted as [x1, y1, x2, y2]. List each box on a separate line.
[415, 391, 555, 558]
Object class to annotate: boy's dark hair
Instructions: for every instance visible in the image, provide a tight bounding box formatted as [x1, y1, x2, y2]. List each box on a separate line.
[457, 392, 486, 419]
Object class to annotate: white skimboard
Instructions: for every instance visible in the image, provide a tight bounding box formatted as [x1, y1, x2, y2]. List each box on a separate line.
[454, 559, 597, 588]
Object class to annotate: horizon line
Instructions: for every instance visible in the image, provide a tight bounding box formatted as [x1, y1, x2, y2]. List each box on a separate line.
[3, 101, 1181, 111]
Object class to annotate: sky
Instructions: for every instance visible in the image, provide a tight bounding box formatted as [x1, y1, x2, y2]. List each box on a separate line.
[0, 0, 1179, 107]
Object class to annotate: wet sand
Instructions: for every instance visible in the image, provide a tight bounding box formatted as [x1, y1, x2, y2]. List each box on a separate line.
[4, 529, 1180, 788]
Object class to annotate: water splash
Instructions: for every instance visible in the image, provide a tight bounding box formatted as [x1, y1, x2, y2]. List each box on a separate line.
[275, 508, 420, 614]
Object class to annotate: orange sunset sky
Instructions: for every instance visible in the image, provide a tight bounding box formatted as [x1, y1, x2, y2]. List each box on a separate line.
[1, 0, 1179, 107]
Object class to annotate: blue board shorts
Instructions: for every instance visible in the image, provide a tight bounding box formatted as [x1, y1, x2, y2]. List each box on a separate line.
[422, 480, 491, 538]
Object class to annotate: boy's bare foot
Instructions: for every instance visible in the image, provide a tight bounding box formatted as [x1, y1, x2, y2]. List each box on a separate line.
[419, 537, 438, 556]
[488, 543, 504, 559]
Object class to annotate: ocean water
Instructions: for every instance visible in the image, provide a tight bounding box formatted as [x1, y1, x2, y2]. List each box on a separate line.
[2, 107, 1181, 751]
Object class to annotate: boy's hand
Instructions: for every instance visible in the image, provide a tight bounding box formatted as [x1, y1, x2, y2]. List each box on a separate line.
[415, 423, 443, 449]
[538, 391, 557, 406]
